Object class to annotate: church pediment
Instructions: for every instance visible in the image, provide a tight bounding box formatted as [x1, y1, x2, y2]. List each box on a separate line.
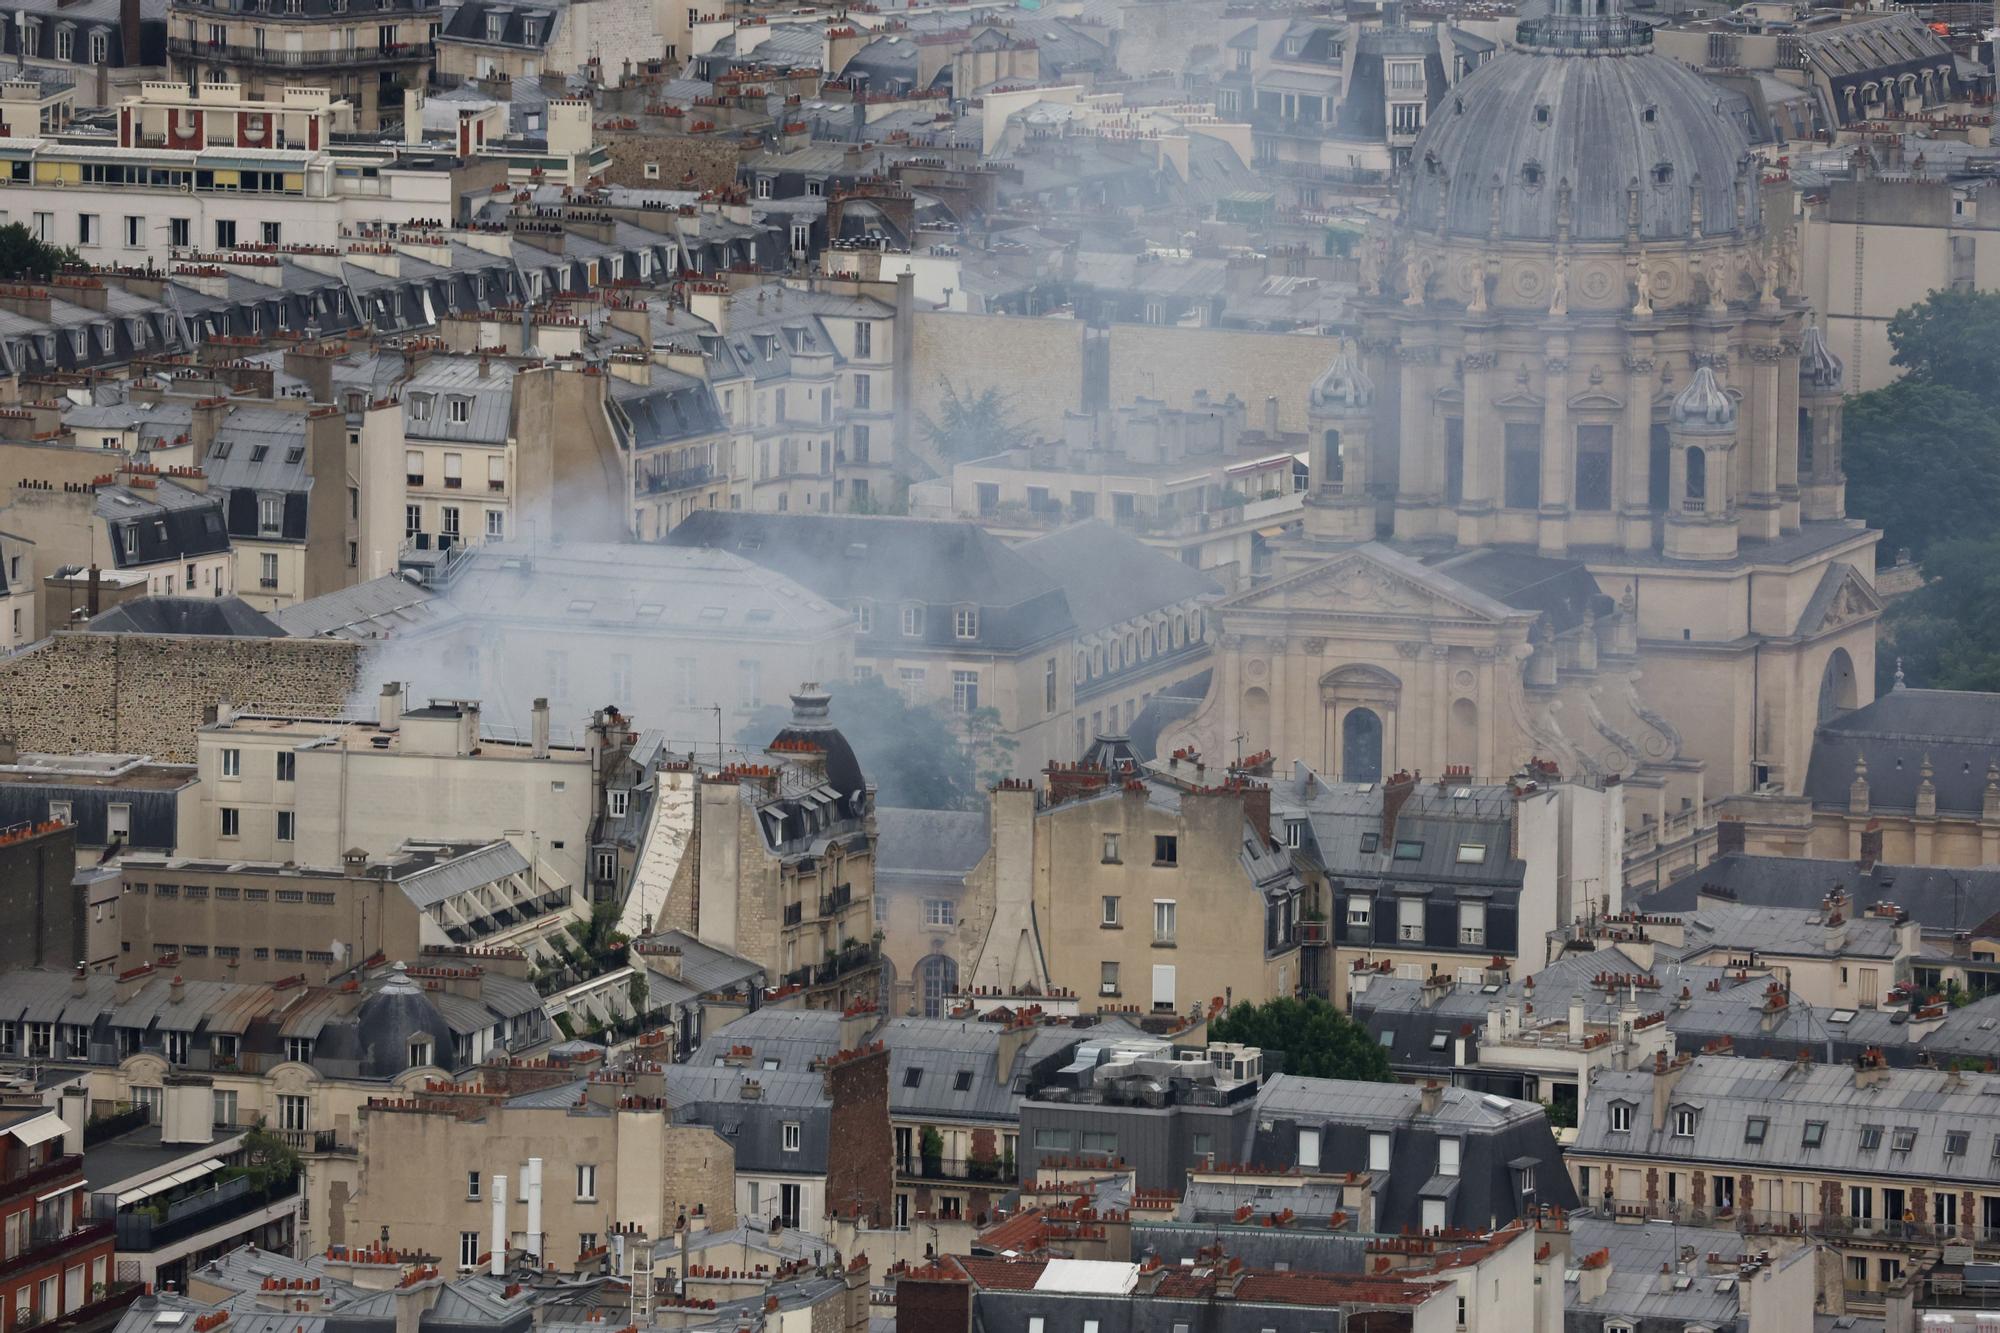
[1433, 385, 1464, 406]
[1222, 542, 1522, 625]
[1491, 389, 1545, 410]
[1796, 561, 1884, 638]
[1567, 389, 1625, 411]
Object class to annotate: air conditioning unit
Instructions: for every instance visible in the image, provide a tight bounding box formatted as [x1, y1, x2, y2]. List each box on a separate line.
[1100, 983, 1118, 996]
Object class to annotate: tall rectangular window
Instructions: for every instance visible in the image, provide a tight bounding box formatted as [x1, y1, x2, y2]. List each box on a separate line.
[1444, 416, 1464, 506]
[951, 670, 979, 713]
[1503, 421, 1540, 510]
[1574, 423, 1613, 511]
[854, 321, 872, 356]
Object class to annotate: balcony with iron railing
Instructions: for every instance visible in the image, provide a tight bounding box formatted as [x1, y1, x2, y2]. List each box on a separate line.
[812, 941, 878, 987]
[0, 1154, 84, 1207]
[896, 1155, 1009, 1183]
[99, 1170, 299, 1252]
[168, 36, 434, 66]
[0, 1219, 112, 1282]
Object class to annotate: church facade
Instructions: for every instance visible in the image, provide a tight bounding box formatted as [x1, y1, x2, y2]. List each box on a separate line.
[1165, 0, 1881, 831]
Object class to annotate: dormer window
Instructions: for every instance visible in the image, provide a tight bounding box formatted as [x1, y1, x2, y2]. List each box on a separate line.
[853, 600, 873, 633]
[1609, 1101, 1632, 1133]
[953, 606, 978, 640]
[1284, 34, 1302, 53]
[408, 1038, 432, 1069]
[1652, 162, 1674, 186]
[411, 393, 432, 422]
[1521, 161, 1543, 188]
[1672, 1106, 1697, 1138]
[901, 603, 925, 637]
[447, 396, 470, 424]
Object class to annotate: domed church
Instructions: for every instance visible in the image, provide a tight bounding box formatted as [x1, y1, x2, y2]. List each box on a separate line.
[1166, 0, 1880, 828]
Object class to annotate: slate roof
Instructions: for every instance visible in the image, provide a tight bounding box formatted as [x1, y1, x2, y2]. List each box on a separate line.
[1575, 1053, 2000, 1185]
[1803, 687, 2000, 817]
[95, 479, 229, 568]
[665, 512, 1076, 653]
[1645, 851, 2000, 934]
[85, 596, 285, 638]
[875, 806, 989, 880]
[268, 573, 441, 640]
[1015, 521, 1220, 634]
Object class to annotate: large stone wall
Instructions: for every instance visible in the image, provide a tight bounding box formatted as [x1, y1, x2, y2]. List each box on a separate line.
[909, 311, 1086, 438]
[0, 632, 361, 761]
[1107, 324, 1335, 435]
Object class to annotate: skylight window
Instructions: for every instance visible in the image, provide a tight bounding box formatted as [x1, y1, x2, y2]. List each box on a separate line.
[1455, 842, 1486, 864]
[1393, 840, 1424, 860]
[1827, 1009, 1857, 1024]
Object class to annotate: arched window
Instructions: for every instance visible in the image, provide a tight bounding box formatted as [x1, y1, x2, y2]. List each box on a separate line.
[1342, 708, 1383, 784]
[917, 954, 958, 1019]
[1685, 446, 1707, 508]
[1797, 407, 1814, 474]
[1324, 429, 1344, 486]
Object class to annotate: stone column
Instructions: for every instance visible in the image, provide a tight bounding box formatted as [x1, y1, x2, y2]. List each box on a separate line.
[1775, 329, 1803, 533]
[1393, 339, 1440, 541]
[1430, 645, 1452, 771]
[1619, 332, 1657, 554]
[1740, 336, 1784, 541]
[1458, 333, 1500, 548]
[1539, 330, 1572, 557]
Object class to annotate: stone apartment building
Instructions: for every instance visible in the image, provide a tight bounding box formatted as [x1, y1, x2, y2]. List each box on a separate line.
[113, 839, 565, 985]
[958, 739, 1304, 1021]
[0, 958, 553, 1260]
[1287, 764, 1624, 1002]
[672, 688, 881, 1012]
[352, 1074, 739, 1271]
[1570, 1051, 2000, 1301]
[1016, 1037, 1577, 1230]
[0, 465, 236, 619]
[201, 400, 351, 612]
[0, 530, 33, 650]
[166, 0, 439, 131]
[668, 513, 1217, 774]
[188, 686, 630, 903]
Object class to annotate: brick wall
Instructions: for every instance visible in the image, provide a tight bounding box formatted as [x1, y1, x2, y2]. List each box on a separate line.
[822, 1046, 893, 1227]
[0, 632, 360, 762]
[895, 1273, 972, 1333]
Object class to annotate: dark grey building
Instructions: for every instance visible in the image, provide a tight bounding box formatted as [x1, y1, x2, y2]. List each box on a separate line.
[0, 819, 81, 972]
[1018, 1037, 1574, 1232]
[0, 750, 198, 853]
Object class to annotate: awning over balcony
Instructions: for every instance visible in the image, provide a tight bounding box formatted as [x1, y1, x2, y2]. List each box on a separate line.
[115, 1158, 225, 1207]
[3, 1112, 67, 1148]
[35, 1181, 84, 1204]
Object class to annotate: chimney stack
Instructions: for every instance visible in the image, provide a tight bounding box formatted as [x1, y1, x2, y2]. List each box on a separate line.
[531, 698, 551, 759]
[1418, 1080, 1443, 1116]
[524, 1158, 543, 1267]
[378, 681, 403, 732]
[490, 1173, 508, 1277]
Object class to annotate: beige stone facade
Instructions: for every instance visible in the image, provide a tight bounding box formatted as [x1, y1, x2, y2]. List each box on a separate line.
[351, 1094, 737, 1271]
[166, 0, 438, 132]
[959, 776, 1302, 1018]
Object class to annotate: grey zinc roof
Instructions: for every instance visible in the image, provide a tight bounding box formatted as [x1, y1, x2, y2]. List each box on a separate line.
[1257, 1072, 1542, 1131]
[874, 806, 990, 879]
[268, 573, 442, 640]
[393, 841, 532, 910]
[86, 597, 286, 638]
[1803, 687, 2000, 817]
[1574, 1054, 2000, 1184]
[1014, 521, 1221, 635]
[633, 930, 764, 1007]
[1645, 852, 2000, 933]
[1664, 900, 1901, 962]
[1401, 42, 1759, 242]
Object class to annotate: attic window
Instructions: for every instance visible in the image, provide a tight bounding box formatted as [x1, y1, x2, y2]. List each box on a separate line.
[1359, 833, 1380, 854]
[953, 1069, 974, 1091]
[903, 1067, 923, 1088]
[1642, 104, 1658, 124]
[1743, 1117, 1766, 1145]
[1393, 840, 1423, 861]
[1827, 1008, 1856, 1023]
[1892, 1127, 1918, 1153]
[285, 446, 304, 464]
[1858, 1124, 1882, 1151]
[249, 445, 270, 463]
[1428, 1031, 1449, 1051]
[1533, 103, 1550, 125]
[1947, 1131, 1969, 1156]
[212, 440, 232, 459]
[1801, 1121, 1826, 1148]
[1521, 162, 1543, 188]
[1652, 162, 1673, 186]
[1455, 842, 1486, 864]
[699, 606, 726, 623]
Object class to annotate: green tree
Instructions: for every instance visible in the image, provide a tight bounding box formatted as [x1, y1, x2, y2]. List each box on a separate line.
[1878, 535, 2000, 692]
[1843, 378, 2000, 565]
[737, 674, 986, 810]
[1206, 994, 1392, 1083]
[920, 378, 1028, 463]
[0, 224, 77, 281]
[1885, 288, 2000, 403]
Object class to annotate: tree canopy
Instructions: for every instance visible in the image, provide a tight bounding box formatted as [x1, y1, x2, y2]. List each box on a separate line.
[0, 224, 77, 282]
[1842, 290, 2000, 693]
[1206, 994, 1393, 1083]
[920, 378, 1029, 463]
[736, 673, 1005, 811]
